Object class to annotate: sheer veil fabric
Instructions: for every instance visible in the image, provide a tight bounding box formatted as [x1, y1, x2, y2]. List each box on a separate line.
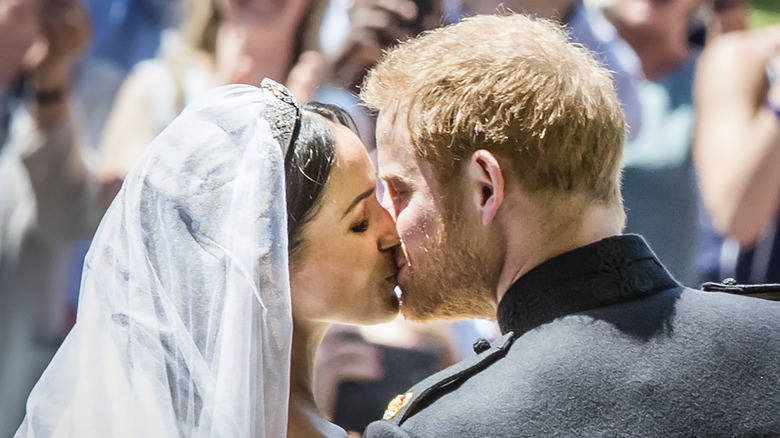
[16, 84, 295, 437]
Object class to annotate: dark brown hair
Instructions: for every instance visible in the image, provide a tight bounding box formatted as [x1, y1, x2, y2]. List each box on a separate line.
[285, 102, 357, 263]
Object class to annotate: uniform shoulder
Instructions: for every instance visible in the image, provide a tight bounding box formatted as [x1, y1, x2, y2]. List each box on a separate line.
[699, 279, 780, 302]
[371, 332, 515, 430]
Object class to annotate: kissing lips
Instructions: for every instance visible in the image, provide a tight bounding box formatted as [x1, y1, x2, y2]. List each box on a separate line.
[385, 262, 406, 285]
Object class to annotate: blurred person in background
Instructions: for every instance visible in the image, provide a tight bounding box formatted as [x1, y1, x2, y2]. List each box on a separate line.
[460, 0, 644, 140]
[687, 0, 745, 47]
[707, 0, 750, 35]
[313, 319, 457, 436]
[65, 0, 179, 345]
[319, 0, 449, 155]
[601, 0, 704, 288]
[0, 0, 113, 434]
[694, 0, 780, 284]
[328, 0, 448, 93]
[97, 0, 327, 196]
[84, 0, 180, 73]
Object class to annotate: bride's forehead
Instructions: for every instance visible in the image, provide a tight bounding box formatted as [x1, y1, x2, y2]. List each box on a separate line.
[317, 125, 376, 204]
[330, 122, 371, 167]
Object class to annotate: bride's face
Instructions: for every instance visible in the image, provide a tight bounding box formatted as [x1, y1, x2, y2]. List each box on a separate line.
[289, 122, 401, 325]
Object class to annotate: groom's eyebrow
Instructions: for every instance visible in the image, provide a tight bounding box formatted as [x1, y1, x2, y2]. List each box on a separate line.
[379, 173, 412, 186]
[342, 188, 375, 219]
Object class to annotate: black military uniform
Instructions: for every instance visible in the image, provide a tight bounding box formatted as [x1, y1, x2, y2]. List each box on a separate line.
[365, 235, 780, 437]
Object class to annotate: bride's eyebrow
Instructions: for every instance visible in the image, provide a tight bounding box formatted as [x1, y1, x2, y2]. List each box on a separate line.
[342, 187, 375, 219]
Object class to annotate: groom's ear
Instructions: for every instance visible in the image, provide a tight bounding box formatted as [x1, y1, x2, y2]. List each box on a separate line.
[466, 150, 505, 227]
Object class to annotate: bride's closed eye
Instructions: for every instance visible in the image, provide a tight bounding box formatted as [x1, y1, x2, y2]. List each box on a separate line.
[350, 213, 370, 233]
[343, 187, 376, 234]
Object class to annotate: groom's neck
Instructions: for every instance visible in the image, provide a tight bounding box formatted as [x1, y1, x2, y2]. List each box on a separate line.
[495, 197, 623, 304]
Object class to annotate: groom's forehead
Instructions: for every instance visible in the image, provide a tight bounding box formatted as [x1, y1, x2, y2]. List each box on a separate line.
[378, 154, 416, 184]
[377, 103, 405, 136]
[377, 114, 415, 159]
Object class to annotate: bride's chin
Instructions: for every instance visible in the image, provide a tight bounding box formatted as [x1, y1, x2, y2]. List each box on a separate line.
[368, 291, 401, 325]
[386, 291, 401, 313]
[341, 284, 400, 325]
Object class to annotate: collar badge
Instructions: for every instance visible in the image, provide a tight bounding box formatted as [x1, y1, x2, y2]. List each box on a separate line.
[382, 392, 414, 420]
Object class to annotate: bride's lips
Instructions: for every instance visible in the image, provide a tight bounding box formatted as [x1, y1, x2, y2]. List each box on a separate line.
[386, 243, 408, 285]
[385, 262, 406, 285]
[385, 267, 399, 284]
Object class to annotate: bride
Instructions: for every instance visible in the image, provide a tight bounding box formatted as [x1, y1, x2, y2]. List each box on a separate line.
[15, 79, 403, 437]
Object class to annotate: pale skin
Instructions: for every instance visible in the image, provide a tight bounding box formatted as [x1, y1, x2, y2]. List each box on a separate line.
[377, 102, 623, 313]
[287, 121, 401, 437]
[694, 25, 780, 247]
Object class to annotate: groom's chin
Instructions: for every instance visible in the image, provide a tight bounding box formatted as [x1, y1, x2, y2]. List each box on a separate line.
[398, 285, 496, 322]
[398, 301, 441, 322]
[397, 284, 449, 322]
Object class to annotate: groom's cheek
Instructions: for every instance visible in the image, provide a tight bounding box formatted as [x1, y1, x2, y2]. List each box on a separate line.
[397, 205, 438, 257]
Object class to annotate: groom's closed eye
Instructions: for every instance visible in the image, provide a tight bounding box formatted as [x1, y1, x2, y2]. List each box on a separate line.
[381, 177, 411, 217]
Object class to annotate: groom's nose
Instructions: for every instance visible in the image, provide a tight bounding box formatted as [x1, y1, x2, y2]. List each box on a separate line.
[377, 204, 401, 252]
[380, 186, 397, 221]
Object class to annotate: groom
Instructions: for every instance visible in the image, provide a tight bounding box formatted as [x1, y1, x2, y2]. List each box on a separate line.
[360, 13, 780, 437]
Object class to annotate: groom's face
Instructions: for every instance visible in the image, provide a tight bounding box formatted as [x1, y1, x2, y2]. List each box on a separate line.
[375, 103, 497, 321]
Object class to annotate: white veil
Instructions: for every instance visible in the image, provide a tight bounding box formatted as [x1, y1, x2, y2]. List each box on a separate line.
[16, 82, 298, 437]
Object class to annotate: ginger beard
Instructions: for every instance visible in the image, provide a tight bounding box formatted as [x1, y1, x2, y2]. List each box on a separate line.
[396, 203, 498, 322]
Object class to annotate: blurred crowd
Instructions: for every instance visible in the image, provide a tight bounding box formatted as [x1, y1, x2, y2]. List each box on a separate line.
[2, 0, 780, 435]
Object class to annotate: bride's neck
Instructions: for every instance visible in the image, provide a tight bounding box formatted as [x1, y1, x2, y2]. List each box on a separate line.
[288, 319, 330, 437]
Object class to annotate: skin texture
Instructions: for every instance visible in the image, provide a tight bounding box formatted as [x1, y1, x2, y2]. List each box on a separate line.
[376, 103, 497, 321]
[289, 121, 401, 326]
[287, 121, 401, 437]
[375, 98, 624, 322]
[361, 14, 627, 328]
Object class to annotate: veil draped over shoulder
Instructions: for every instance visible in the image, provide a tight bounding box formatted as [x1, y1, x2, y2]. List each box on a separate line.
[16, 83, 296, 437]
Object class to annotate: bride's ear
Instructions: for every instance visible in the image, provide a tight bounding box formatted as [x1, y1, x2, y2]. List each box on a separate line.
[466, 150, 504, 227]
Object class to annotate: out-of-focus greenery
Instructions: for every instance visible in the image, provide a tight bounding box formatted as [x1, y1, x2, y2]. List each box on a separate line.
[750, 0, 780, 29]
